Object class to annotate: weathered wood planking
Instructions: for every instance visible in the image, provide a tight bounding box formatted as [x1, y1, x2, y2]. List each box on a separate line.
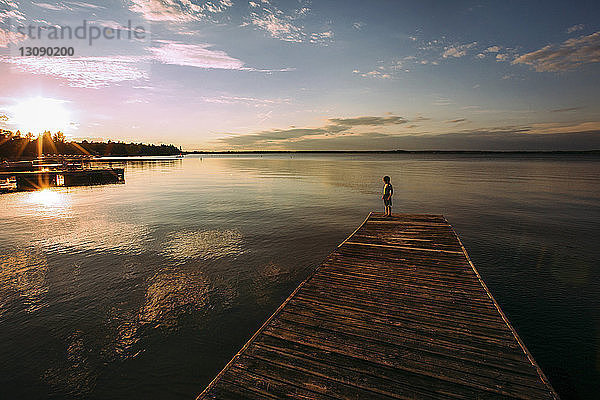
[197, 213, 558, 399]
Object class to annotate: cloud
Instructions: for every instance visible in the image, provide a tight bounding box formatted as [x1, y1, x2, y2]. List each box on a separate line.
[128, 0, 331, 44]
[243, 0, 332, 44]
[353, 21, 365, 30]
[129, 0, 232, 22]
[214, 113, 600, 151]
[0, 27, 25, 47]
[245, 11, 304, 42]
[528, 121, 600, 134]
[566, 24, 584, 34]
[1, 56, 148, 88]
[413, 115, 430, 122]
[1, 37, 290, 87]
[309, 30, 334, 43]
[328, 116, 407, 126]
[512, 31, 600, 72]
[66, 1, 105, 9]
[442, 42, 477, 58]
[149, 41, 245, 69]
[199, 95, 290, 106]
[219, 114, 407, 147]
[549, 107, 583, 113]
[217, 125, 600, 151]
[485, 46, 501, 53]
[32, 2, 67, 11]
[0, 3, 25, 23]
[354, 69, 392, 79]
[433, 97, 452, 106]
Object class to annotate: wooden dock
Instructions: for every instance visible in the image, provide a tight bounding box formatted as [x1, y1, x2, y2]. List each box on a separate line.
[0, 168, 124, 191]
[198, 213, 558, 399]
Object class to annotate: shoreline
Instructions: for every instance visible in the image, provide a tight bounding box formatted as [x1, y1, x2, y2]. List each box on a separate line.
[184, 149, 600, 155]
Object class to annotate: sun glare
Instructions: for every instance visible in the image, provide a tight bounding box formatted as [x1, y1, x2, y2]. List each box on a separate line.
[29, 189, 66, 208]
[10, 97, 72, 135]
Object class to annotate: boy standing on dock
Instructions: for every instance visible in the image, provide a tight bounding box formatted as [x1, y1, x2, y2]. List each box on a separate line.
[382, 176, 393, 217]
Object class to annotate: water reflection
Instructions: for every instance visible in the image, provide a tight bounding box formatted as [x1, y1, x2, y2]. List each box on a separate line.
[23, 189, 71, 219]
[0, 250, 48, 313]
[42, 330, 95, 398]
[0, 154, 598, 399]
[34, 217, 151, 254]
[161, 230, 244, 260]
[109, 268, 211, 360]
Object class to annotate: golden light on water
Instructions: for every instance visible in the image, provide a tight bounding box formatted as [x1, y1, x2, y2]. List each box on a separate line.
[23, 189, 71, 219]
[29, 189, 66, 207]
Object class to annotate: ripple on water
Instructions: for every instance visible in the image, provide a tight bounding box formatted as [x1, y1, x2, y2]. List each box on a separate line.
[161, 229, 244, 260]
[33, 218, 151, 255]
[0, 250, 49, 314]
[42, 330, 96, 398]
[107, 268, 211, 359]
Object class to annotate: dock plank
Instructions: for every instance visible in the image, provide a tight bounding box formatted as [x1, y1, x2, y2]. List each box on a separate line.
[197, 213, 558, 399]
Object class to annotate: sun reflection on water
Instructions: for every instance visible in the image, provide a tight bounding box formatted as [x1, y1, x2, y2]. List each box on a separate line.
[23, 189, 71, 219]
[29, 189, 66, 207]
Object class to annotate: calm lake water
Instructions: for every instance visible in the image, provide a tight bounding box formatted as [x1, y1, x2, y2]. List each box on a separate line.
[1, 153, 599, 399]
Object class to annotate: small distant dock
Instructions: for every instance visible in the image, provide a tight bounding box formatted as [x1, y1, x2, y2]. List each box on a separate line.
[198, 213, 558, 399]
[0, 168, 124, 191]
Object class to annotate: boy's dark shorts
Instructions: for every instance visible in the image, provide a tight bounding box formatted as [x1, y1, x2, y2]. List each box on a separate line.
[384, 199, 392, 207]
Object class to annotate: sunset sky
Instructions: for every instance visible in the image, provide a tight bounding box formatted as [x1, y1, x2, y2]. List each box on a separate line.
[0, 0, 599, 150]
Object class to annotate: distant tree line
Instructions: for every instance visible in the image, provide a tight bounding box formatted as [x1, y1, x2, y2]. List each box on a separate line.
[0, 129, 182, 160]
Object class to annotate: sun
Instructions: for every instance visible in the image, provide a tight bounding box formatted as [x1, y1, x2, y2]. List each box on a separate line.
[10, 97, 72, 135]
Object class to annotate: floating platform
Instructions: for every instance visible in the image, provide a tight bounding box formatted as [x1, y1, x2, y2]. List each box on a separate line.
[0, 168, 124, 191]
[198, 213, 558, 399]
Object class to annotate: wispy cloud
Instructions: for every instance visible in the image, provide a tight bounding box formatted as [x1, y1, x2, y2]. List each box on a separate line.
[442, 42, 477, 58]
[243, 0, 332, 44]
[353, 21, 365, 30]
[149, 41, 244, 70]
[66, 1, 104, 9]
[513, 31, 600, 72]
[328, 116, 407, 126]
[129, 0, 232, 22]
[0, 2, 26, 23]
[353, 69, 392, 79]
[32, 2, 68, 11]
[549, 106, 583, 113]
[1, 56, 148, 88]
[216, 122, 600, 151]
[199, 95, 290, 106]
[0, 27, 24, 47]
[566, 24, 584, 34]
[527, 121, 600, 134]
[1, 37, 291, 87]
[432, 96, 452, 106]
[485, 45, 501, 53]
[353, 59, 410, 79]
[446, 118, 468, 123]
[219, 114, 407, 147]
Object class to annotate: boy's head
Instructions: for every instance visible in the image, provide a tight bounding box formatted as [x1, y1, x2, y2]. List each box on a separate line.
[383, 176, 391, 183]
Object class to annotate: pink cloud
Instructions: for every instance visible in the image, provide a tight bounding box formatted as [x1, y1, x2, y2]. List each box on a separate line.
[1, 56, 148, 88]
[129, 0, 232, 22]
[0, 27, 25, 47]
[149, 41, 245, 69]
[513, 31, 600, 72]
